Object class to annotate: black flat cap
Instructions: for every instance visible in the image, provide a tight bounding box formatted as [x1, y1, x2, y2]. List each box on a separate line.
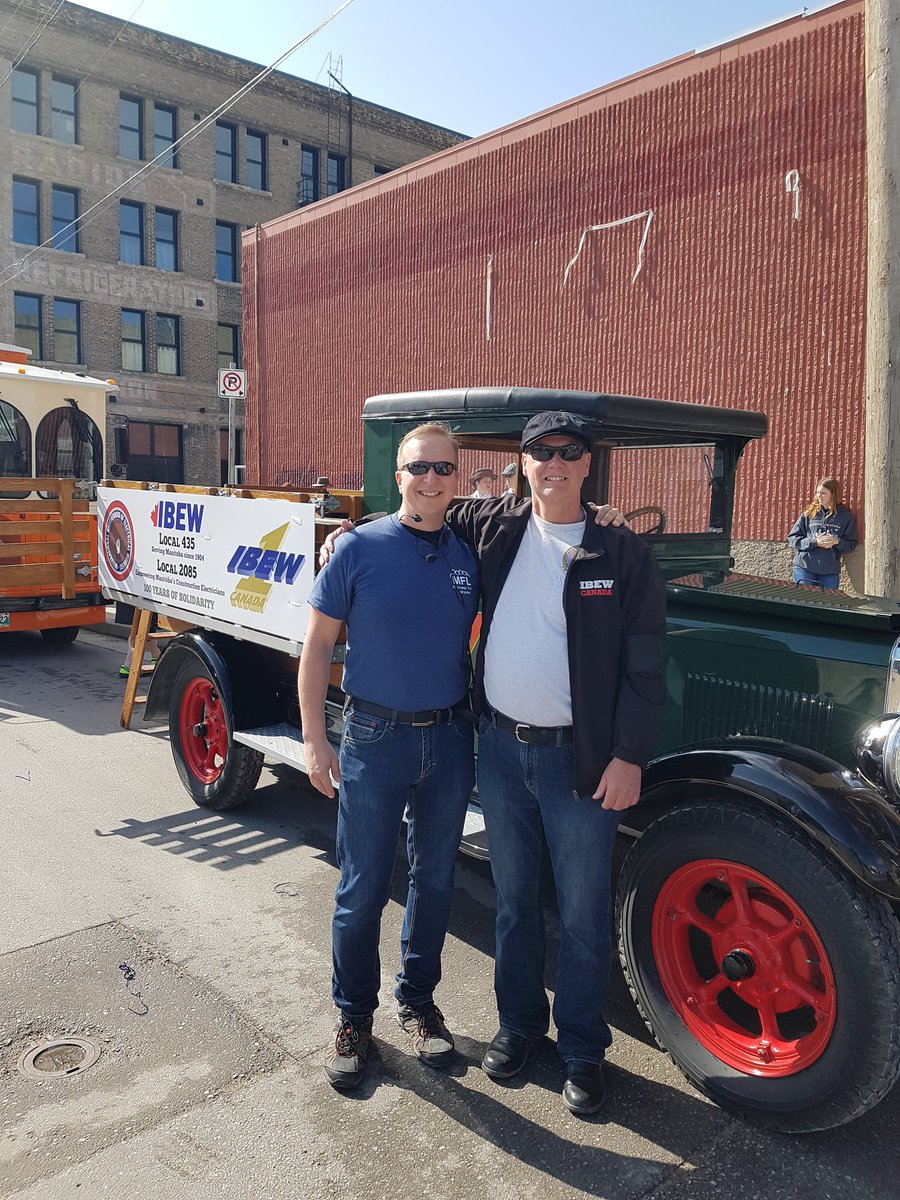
[520, 410, 593, 450]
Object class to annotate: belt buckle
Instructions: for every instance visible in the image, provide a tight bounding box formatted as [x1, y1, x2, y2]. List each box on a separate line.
[514, 723, 531, 743]
[411, 714, 433, 727]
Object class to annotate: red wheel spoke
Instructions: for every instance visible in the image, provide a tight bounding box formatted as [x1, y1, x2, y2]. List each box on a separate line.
[771, 921, 799, 950]
[726, 874, 754, 925]
[781, 970, 828, 1011]
[682, 903, 721, 940]
[756, 996, 782, 1043]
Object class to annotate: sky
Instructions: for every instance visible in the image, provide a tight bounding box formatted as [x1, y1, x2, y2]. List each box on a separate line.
[60, 0, 837, 136]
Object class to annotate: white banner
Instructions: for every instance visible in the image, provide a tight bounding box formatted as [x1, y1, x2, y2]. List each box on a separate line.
[97, 488, 316, 642]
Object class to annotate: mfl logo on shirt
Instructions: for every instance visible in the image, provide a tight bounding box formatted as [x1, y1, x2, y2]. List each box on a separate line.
[450, 568, 474, 597]
[580, 578, 614, 597]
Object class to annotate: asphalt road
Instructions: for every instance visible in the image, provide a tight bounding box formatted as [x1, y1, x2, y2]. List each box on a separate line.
[1, 626, 898, 1199]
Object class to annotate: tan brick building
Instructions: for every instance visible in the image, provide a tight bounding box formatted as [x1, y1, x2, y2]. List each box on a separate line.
[0, 0, 464, 484]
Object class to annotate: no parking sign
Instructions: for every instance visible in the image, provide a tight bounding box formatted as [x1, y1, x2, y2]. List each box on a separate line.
[217, 368, 246, 399]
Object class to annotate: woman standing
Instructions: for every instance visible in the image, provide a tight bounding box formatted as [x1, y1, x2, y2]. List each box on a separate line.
[787, 476, 858, 590]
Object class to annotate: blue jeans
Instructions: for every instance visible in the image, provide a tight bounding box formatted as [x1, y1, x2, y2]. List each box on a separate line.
[793, 566, 839, 590]
[476, 717, 621, 1064]
[332, 705, 474, 1019]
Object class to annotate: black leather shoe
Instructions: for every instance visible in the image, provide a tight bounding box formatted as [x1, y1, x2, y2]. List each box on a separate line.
[481, 1029, 540, 1079]
[562, 1060, 607, 1115]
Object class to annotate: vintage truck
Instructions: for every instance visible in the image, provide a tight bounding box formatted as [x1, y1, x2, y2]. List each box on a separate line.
[98, 387, 900, 1133]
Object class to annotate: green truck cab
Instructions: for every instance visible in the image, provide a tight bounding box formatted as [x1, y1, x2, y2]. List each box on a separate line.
[137, 387, 900, 1133]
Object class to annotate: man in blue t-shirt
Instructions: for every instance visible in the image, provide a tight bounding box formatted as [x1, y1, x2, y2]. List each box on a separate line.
[299, 423, 478, 1090]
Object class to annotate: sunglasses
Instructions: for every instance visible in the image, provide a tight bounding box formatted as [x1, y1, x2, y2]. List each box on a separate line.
[400, 460, 457, 477]
[525, 443, 587, 462]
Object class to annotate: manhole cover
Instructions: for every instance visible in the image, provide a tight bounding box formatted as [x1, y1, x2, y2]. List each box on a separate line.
[17, 1037, 101, 1080]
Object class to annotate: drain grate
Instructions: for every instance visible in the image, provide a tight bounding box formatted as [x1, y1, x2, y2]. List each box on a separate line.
[17, 1037, 101, 1080]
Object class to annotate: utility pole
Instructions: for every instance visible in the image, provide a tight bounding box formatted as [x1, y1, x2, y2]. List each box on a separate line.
[865, 0, 900, 596]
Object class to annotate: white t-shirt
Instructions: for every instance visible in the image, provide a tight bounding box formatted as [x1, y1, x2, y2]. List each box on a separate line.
[483, 511, 586, 726]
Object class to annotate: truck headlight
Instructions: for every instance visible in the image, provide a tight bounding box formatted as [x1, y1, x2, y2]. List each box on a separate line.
[853, 715, 900, 798]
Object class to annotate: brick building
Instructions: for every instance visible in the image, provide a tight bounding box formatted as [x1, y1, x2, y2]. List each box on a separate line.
[0, 0, 464, 485]
[243, 0, 875, 590]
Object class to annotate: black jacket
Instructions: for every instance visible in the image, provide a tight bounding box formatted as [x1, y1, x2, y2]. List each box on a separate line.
[446, 496, 667, 794]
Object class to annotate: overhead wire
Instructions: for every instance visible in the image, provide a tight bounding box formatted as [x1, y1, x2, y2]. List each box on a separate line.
[0, 0, 67, 91]
[0, 0, 356, 291]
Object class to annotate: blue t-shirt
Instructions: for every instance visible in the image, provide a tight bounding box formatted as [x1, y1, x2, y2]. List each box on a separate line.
[308, 514, 479, 710]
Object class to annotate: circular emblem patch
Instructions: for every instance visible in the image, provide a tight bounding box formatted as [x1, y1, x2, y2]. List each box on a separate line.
[103, 500, 135, 581]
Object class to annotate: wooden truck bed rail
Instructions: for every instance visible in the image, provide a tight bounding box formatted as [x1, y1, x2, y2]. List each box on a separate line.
[0, 478, 93, 601]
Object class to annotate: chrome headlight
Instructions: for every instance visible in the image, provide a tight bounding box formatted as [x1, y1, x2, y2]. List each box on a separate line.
[853, 714, 900, 798]
[886, 637, 900, 715]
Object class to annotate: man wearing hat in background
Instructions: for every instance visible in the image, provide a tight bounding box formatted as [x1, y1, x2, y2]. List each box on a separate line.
[500, 462, 517, 495]
[445, 410, 666, 1115]
[469, 467, 498, 499]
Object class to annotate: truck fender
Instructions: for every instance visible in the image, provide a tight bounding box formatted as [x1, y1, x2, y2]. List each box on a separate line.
[144, 631, 280, 730]
[629, 738, 900, 903]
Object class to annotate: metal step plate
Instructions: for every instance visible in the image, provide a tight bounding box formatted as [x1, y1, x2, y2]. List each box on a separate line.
[233, 722, 309, 771]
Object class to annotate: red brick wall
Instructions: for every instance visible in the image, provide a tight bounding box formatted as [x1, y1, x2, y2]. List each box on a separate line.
[243, 2, 866, 543]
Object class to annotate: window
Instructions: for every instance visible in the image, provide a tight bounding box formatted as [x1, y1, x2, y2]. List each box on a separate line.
[220, 427, 244, 486]
[326, 153, 345, 196]
[36, 407, 103, 484]
[121, 309, 145, 371]
[0, 400, 32, 495]
[215, 122, 236, 182]
[51, 186, 79, 252]
[217, 323, 241, 370]
[156, 314, 180, 375]
[119, 200, 144, 265]
[155, 207, 178, 271]
[246, 129, 266, 190]
[299, 146, 319, 205]
[126, 421, 184, 484]
[373, 164, 391, 177]
[153, 103, 178, 168]
[215, 221, 239, 282]
[54, 299, 81, 364]
[51, 77, 77, 143]
[14, 293, 42, 360]
[12, 177, 39, 245]
[11, 67, 39, 134]
[35, 411, 101, 497]
[119, 94, 143, 158]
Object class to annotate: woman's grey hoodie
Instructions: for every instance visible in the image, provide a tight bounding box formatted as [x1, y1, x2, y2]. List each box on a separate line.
[787, 504, 858, 575]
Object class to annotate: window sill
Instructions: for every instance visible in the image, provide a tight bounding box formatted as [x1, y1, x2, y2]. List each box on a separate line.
[215, 279, 242, 287]
[10, 130, 83, 149]
[214, 179, 272, 197]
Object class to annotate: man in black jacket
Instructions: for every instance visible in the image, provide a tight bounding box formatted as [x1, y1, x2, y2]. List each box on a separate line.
[445, 411, 666, 1115]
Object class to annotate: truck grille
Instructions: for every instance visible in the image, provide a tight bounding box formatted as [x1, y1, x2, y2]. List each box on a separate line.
[683, 674, 834, 752]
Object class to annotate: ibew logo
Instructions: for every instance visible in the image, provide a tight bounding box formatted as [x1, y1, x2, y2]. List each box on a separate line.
[580, 578, 614, 597]
[226, 521, 305, 616]
[226, 543, 305, 585]
[151, 499, 204, 532]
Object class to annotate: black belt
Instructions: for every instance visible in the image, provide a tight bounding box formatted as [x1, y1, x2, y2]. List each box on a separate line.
[490, 707, 574, 746]
[346, 696, 469, 727]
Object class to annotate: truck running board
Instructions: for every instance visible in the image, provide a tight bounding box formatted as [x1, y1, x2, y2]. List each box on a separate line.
[233, 722, 309, 771]
[231, 721, 489, 859]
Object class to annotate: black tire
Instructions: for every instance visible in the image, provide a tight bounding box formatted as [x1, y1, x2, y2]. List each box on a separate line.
[40, 625, 79, 645]
[168, 659, 263, 811]
[616, 800, 900, 1132]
